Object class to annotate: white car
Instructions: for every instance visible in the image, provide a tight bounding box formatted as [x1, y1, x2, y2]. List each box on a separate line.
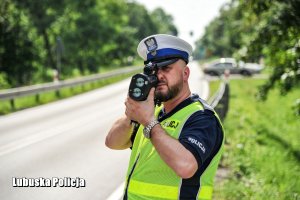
[203, 58, 263, 76]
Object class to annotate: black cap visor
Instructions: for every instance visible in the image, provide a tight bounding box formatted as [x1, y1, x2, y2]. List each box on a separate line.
[144, 58, 182, 69]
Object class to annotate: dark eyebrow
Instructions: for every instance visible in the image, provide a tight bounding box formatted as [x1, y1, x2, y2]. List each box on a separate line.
[160, 64, 172, 71]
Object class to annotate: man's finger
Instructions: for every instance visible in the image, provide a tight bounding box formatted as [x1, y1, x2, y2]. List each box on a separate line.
[148, 87, 155, 100]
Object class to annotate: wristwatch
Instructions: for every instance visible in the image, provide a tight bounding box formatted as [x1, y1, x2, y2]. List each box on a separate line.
[143, 120, 160, 139]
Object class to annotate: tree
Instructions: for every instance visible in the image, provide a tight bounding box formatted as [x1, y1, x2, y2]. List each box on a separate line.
[60, 0, 136, 75]
[239, 0, 300, 98]
[194, 0, 300, 99]
[13, 0, 66, 72]
[0, 0, 36, 87]
[150, 8, 178, 36]
[126, 2, 158, 40]
[194, 1, 243, 59]
[0, 0, 179, 88]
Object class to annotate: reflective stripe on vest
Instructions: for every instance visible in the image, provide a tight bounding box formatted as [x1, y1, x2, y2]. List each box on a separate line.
[128, 179, 213, 199]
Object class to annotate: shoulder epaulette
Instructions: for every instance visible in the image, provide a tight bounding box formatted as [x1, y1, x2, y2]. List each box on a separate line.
[196, 96, 214, 112]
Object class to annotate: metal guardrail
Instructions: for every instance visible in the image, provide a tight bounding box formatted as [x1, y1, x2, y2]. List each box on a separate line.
[0, 66, 141, 101]
[1, 66, 229, 117]
[208, 80, 230, 121]
[0, 66, 141, 110]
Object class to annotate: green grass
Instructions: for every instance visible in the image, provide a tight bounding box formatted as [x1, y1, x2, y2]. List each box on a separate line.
[213, 78, 300, 200]
[0, 72, 137, 115]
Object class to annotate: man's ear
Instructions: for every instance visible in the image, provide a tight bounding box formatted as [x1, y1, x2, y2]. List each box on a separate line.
[183, 66, 190, 82]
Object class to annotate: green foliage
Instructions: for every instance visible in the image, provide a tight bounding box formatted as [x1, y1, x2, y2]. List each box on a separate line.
[214, 78, 300, 200]
[292, 98, 300, 116]
[0, 0, 177, 89]
[150, 8, 178, 36]
[194, 1, 243, 59]
[14, 0, 66, 72]
[0, 0, 37, 87]
[126, 2, 158, 40]
[242, 0, 300, 99]
[0, 72, 10, 88]
[195, 0, 300, 99]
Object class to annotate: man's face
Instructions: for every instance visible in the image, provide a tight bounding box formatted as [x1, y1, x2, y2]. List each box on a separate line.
[155, 59, 187, 102]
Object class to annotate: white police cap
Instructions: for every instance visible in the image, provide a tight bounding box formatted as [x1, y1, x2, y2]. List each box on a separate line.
[137, 34, 193, 64]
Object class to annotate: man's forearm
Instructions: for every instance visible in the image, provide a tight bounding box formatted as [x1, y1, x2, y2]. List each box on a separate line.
[105, 115, 133, 150]
[150, 125, 198, 178]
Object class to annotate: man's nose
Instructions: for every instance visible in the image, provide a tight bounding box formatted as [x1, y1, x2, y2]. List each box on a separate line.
[156, 68, 164, 79]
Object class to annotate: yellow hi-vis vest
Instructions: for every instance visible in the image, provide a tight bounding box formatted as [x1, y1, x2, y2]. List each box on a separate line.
[124, 99, 224, 200]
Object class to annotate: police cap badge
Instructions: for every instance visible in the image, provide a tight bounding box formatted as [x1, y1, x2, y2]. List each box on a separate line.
[144, 37, 158, 56]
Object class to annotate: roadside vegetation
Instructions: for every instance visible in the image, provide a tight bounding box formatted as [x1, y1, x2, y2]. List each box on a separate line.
[212, 78, 300, 200]
[0, 0, 177, 89]
[195, 0, 299, 101]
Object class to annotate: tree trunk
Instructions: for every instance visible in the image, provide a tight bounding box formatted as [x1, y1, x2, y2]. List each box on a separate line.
[42, 29, 55, 70]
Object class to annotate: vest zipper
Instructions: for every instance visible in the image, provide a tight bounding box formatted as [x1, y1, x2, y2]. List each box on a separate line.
[123, 154, 140, 200]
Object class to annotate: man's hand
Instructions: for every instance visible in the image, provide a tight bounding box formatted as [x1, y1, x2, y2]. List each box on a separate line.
[125, 87, 156, 126]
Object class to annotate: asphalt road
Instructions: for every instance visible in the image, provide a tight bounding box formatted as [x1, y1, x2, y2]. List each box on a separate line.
[0, 61, 208, 200]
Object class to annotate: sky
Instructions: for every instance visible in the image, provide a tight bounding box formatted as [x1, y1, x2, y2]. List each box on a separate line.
[134, 0, 230, 48]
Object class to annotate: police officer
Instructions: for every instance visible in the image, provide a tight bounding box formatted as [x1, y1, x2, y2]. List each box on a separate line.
[105, 34, 224, 200]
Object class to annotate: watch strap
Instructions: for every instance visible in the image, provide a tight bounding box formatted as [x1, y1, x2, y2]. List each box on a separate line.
[143, 120, 160, 138]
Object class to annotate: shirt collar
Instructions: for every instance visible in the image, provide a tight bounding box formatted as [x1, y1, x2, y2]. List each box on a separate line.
[157, 94, 200, 121]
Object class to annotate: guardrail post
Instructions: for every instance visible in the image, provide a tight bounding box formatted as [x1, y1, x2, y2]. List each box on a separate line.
[35, 94, 40, 103]
[208, 70, 230, 122]
[10, 99, 15, 111]
[92, 82, 96, 89]
[55, 90, 61, 98]
[212, 83, 229, 122]
[70, 86, 74, 93]
[224, 83, 229, 118]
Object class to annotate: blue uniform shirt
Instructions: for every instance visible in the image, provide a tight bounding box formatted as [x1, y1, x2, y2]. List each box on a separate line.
[156, 94, 223, 170]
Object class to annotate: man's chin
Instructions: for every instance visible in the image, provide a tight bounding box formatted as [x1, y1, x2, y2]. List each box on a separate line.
[155, 91, 169, 102]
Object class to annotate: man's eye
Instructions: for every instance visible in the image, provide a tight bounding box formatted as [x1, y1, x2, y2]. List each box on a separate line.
[161, 66, 170, 71]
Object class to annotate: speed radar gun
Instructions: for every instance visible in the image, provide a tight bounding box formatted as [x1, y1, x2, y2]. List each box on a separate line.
[128, 58, 178, 104]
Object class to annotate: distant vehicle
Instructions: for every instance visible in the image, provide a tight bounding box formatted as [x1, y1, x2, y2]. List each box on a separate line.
[203, 58, 263, 76]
